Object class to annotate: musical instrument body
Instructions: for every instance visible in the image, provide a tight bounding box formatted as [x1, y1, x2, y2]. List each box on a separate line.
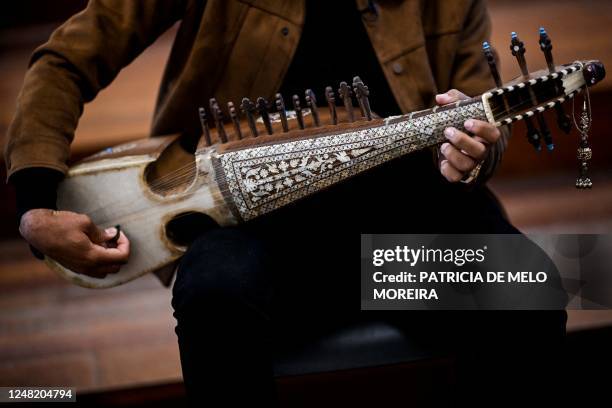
[46, 57, 605, 288]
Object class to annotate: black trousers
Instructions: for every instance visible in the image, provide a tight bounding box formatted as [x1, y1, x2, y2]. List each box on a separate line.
[171, 154, 567, 406]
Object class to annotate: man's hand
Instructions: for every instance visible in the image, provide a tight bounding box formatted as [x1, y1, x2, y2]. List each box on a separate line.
[435, 89, 501, 183]
[19, 209, 130, 278]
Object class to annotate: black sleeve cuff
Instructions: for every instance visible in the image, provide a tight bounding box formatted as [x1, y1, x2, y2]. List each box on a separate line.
[9, 168, 64, 260]
[10, 167, 64, 222]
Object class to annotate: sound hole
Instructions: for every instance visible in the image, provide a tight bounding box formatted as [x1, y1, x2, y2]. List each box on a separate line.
[145, 138, 197, 196]
[165, 212, 218, 247]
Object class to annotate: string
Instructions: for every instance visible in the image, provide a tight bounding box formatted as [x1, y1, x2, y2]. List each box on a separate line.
[487, 62, 582, 119]
[79, 79, 576, 222]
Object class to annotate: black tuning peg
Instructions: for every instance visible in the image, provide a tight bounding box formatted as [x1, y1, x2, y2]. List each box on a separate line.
[240, 97, 258, 138]
[525, 118, 543, 151]
[198, 107, 212, 146]
[292, 95, 305, 129]
[209, 98, 228, 143]
[325, 86, 338, 125]
[538, 27, 572, 134]
[538, 27, 554, 72]
[510, 32, 546, 151]
[482, 41, 502, 87]
[510, 32, 529, 76]
[227, 101, 243, 140]
[537, 114, 554, 151]
[275, 93, 289, 133]
[305, 89, 320, 127]
[338, 81, 354, 123]
[257, 97, 273, 135]
[483, 41, 513, 117]
[352, 76, 372, 121]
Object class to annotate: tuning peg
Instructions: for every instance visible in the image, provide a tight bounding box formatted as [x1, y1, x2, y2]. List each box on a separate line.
[257, 97, 273, 135]
[209, 98, 228, 143]
[482, 41, 503, 87]
[510, 32, 529, 77]
[292, 95, 305, 129]
[353, 76, 372, 121]
[275, 93, 289, 133]
[227, 101, 243, 140]
[525, 118, 543, 151]
[338, 81, 354, 123]
[537, 114, 554, 151]
[198, 107, 212, 146]
[538, 27, 555, 72]
[554, 103, 572, 134]
[325, 86, 338, 125]
[538, 27, 572, 134]
[240, 97, 258, 138]
[305, 89, 320, 127]
[510, 32, 547, 151]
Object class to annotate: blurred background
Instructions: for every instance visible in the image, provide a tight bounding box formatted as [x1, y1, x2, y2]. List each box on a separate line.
[1, 0, 611, 404]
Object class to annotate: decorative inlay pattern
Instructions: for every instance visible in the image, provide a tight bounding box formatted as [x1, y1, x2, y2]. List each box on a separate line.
[214, 101, 486, 221]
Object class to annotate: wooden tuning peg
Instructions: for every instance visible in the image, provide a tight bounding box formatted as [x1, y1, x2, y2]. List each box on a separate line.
[227, 101, 243, 140]
[240, 98, 258, 138]
[198, 107, 212, 146]
[257, 97, 273, 135]
[305, 89, 320, 127]
[275, 93, 289, 132]
[510, 31, 529, 77]
[510, 32, 546, 150]
[338, 81, 354, 123]
[325, 86, 338, 125]
[292, 95, 305, 129]
[209, 98, 227, 143]
[482, 41, 502, 87]
[352, 76, 372, 121]
[538, 27, 572, 134]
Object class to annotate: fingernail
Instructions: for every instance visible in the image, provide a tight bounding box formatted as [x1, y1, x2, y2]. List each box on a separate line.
[464, 120, 474, 130]
[444, 127, 455, 138]
[441, 143, 450, 154]
[105, 227, 117, 237]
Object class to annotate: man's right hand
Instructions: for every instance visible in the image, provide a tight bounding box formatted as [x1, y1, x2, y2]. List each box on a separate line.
[19, 209, 130, 278]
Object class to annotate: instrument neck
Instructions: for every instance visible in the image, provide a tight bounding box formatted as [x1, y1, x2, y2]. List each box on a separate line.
[212, 97, 487, 222]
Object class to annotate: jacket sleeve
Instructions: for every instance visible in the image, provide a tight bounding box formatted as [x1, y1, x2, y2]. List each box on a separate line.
[449, 0, 509, 185]
[4, 0, 187, 180]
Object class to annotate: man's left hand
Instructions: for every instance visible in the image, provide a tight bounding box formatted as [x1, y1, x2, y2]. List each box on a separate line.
[435, 89, 501, 182]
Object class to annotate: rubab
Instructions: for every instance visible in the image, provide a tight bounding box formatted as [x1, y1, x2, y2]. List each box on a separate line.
[47, 28, 605, 288]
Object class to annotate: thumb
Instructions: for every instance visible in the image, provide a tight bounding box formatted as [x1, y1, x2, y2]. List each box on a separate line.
[83, 221, 111, 245]
[435, 89, 469, 105]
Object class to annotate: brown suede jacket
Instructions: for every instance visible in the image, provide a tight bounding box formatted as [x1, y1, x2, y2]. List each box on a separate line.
[4, 0, 507, 183]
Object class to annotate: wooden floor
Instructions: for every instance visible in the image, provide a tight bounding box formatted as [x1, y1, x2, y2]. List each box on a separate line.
[1, 0, 612, 394]
[0, 239, 181, 391]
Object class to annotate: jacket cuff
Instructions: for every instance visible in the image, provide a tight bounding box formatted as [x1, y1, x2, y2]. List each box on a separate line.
[9, 167, 64, 222]
[9, 167, 64, 260]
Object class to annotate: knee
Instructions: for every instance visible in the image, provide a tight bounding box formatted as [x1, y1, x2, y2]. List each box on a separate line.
[171, 228, 272, 316]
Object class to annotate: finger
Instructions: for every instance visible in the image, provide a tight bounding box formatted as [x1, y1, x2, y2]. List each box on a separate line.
[440, 159, 463, 183]
[440, 143, 476, 172]
[435, 89, 469, 105]
[103, 227, 119, 242]
[89, 232, 130, 265]
[113, 231, 130, 255]
[464, 119, 501, 144]
[444, 127, 487, 160]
